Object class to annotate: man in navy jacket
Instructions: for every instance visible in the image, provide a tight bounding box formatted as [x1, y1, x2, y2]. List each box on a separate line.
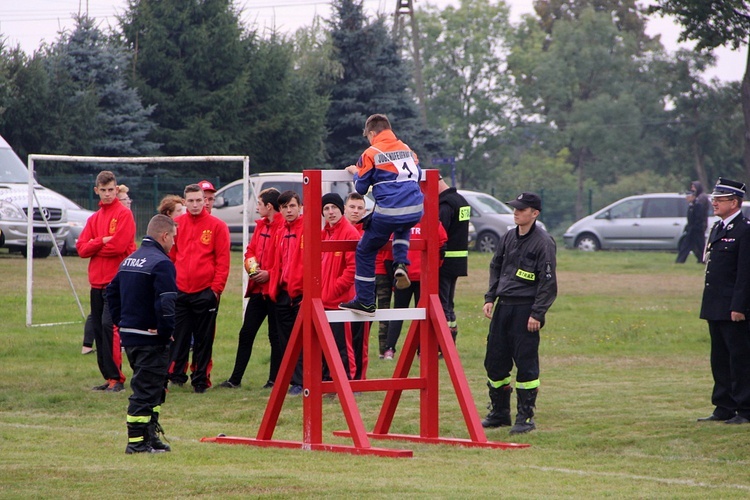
[108, 215, 178, 453]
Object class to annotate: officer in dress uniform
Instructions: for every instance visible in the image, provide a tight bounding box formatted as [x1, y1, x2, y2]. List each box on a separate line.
[698, 177, 750, 424]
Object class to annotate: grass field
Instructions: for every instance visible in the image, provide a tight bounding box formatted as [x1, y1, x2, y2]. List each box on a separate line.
[2, 248, 749, 498]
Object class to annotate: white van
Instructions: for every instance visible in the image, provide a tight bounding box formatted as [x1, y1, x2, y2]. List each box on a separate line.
[212, 172, 360, 246]
[0, 136, 69, 258]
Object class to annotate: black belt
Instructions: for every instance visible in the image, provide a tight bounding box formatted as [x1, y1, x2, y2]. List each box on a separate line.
[497, 296, 534, 306]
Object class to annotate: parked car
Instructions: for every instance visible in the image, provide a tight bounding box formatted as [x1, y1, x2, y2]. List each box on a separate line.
[0, 135, 69, 258]
[563, 193, 718, 251]
[212, 172, 361, 246]
[458, 189, 546, 253]
[57, 196, 95, 256]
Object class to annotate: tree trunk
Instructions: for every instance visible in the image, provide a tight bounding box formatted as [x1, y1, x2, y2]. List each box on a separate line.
[575, 152, 586, 220]
[691, 134, 708, 189]
[743, 37, 750, 182]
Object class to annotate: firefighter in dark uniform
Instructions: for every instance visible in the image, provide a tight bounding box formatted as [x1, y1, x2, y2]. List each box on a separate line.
[697, 177, 750, 424]
[108, 215, 178, 453]
[481, 192, 557, 434]
[675, 181, 710, 264]
[438, 176, 470, 342]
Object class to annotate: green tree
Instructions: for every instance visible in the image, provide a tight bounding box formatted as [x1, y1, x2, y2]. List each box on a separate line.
[325, 0, 432, 170]
[416, 0, 515, 187]
[510, 5, 668, 218]
[649, 0, 750, 181]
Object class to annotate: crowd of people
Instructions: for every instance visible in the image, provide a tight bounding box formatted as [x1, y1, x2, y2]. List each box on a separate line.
[78, 114, 563, 455]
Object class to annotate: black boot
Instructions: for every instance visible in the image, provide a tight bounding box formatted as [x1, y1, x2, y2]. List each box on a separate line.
[126, 422, 165, 454]
[148, 413, 171, 452]
[481, 384, 512, 428]
[509, 388, 538, 435]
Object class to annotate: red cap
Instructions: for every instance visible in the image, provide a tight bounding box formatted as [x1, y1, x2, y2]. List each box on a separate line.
[198, 180, 216, 192]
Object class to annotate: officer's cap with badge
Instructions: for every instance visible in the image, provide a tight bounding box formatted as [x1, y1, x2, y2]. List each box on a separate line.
[711, 177, 746, 199]
[507, 192, 542, 212]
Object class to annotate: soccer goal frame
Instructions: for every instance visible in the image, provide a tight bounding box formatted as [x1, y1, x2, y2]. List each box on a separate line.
[25, 154, 249, 327]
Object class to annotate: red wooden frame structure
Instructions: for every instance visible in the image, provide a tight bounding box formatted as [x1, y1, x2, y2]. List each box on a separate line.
[201, 169, 529, 457]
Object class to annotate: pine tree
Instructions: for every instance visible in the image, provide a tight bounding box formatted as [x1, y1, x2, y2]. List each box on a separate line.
[325, 0, 433, 169]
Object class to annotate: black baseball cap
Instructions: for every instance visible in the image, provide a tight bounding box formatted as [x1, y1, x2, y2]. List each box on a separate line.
[507, 192, 542, 211]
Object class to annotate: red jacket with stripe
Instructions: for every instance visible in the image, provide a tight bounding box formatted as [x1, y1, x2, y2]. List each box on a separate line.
[76, 200, 136, 288]
[321, 217, 361, 309]
[244, 215, 282, 297]
[268, 215, 305, 301]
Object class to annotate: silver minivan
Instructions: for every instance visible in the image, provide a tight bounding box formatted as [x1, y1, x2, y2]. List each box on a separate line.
[563, 193, 716, 251]
[0, 135, 69, 258]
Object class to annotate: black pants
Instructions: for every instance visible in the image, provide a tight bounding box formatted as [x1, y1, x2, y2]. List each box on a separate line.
[438, 272, 458, 325]
[351, 321, 368, 380]
[169, 288, 218, 389]
[125, 345, 169, 417]
[82, 314, 95, 348]
[675, 230, 706, 263]
[484, 301, 540, 385]
[90, 288, 124, 382]
[324, 322, 355, 380]
[227, 293, 281, 386]
[708, 320, 750, 418]
[274, 290, 303, 386]
[385, 282, 421, 351]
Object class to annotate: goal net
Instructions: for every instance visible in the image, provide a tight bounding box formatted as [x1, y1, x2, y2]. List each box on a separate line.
[25, 154, 249, 327]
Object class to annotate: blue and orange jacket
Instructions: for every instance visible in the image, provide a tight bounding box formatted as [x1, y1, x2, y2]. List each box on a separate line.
[76, 200, 136, 288]
[170, 209, 231, 295]
[321, 217, 361, 309]
[353, 129, 424, 218]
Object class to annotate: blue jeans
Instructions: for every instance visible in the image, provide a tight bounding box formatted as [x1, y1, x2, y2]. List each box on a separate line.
[354, 212, 422, 306]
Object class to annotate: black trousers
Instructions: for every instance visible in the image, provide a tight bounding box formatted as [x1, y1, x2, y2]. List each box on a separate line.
[675, 230, 706, 263]
[385, 282, 421, 351]
[169, 288, 218, 388]
[125, 345, 169, 417]
[351, 321, 368, 380]
[438, 272, 458, 325]
[707, 320, 750, 418]
[324, 322, 355, 380]
[274, 290, 303, 386]
[90, 288, 124, 382]
[227, 293, 281, 386]
[484, 302, 540, 385]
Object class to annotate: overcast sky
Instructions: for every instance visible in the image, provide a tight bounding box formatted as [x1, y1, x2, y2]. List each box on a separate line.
[1, 0, 746, 82]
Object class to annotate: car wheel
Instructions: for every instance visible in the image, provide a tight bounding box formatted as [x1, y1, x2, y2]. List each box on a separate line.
[575, 233, 600, 252]
[477, 231, 500, 253]
[21, 245, 53, 259]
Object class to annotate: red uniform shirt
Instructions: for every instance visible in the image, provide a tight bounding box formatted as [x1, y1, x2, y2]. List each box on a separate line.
[244, 216, 282, 297]
[321, 217, 361, 309]
[269, 215, 305, 301]
[170, 209, 231, 294]
[76, 200, 136, 288]
[405, 222, 448, 281]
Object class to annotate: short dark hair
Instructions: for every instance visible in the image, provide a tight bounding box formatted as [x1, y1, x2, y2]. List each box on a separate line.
[258, 188, 280, 211]
[278, 190, 301, 207]
[96, 170, 116, 187]
[363, 114, 391, 137]
[184, 184, 202, 197]
[346, 192, 365, 203]
[147, 214, 176, 239]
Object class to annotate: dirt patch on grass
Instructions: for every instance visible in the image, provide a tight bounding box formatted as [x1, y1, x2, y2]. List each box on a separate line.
[559, 271, 703, 297]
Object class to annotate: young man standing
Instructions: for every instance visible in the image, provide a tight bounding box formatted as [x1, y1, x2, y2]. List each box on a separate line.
[198, 180, 217, 214]
[220, 188, 283, 390]
[108, 215, 178, 454]
[321, 193, 361, 379]
[482, 192, 557, 435]
[341, 114, 424, 316]
[268, 191, 305, 395]
[77, 170, 136, 392]
[438, 176, 470, 344]
[168, 184, 230, 393]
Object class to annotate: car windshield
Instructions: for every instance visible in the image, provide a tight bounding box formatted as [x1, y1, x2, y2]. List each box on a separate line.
[465, 193, 513, 215]
[0, 147, 32, 183]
